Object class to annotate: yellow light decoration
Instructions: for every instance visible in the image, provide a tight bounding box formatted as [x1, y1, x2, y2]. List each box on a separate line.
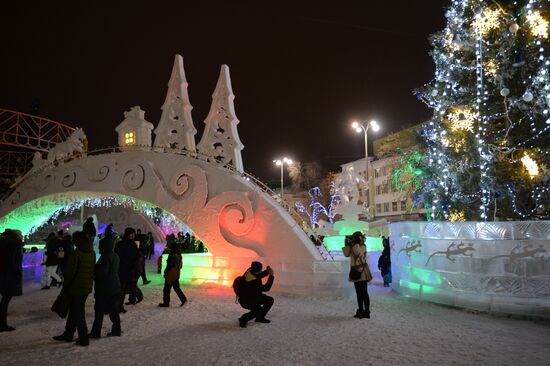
[447, 108, 477, 133]
[441, 137, 450, 146]
[527, 11, 549, 38]
[472, 8, 502, 36]
[444, 30, 461, 51]
[484, 59, 498, 77]
[521, 154, 539, 178]
[448, 210, 465, 222]
[124, 131, 135, 145]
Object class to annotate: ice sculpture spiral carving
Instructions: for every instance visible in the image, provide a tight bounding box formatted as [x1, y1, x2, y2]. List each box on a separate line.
[122, 164, 145, 191]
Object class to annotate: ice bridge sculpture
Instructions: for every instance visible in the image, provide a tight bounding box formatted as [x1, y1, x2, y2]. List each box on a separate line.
[0, 55, 350, 296]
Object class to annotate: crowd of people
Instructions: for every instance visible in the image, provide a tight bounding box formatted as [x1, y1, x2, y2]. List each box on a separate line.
[0, 217, 393, 346]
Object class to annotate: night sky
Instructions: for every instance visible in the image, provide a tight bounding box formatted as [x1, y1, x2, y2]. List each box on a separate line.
[1, 1, 449, 183]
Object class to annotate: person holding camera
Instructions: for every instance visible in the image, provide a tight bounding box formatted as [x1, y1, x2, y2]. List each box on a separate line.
[343, 231, 372, 319]
[237, 261, 274, 328]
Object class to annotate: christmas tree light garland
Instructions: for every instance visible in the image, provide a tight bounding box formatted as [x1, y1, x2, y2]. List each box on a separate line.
[417, 0, 549, 220]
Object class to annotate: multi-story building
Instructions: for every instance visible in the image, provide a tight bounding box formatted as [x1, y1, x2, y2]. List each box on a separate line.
[335, 124, 425, 223]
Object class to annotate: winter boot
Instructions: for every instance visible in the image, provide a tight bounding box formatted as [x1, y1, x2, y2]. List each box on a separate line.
[238, 317, 247, 328]
[359, 311, 370, 319]
[75, 338, 89, 346]
[53, 333, 73, 342]
[255, 317, 271, 323]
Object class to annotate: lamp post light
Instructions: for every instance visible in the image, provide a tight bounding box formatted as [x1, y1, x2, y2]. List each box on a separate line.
[352, 120, 380, 163]
[273, 157, 293, 199]
[351, 120, 380, 213]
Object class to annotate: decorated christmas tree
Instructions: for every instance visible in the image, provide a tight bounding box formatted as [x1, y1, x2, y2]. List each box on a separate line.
[417, 0, 549, 221]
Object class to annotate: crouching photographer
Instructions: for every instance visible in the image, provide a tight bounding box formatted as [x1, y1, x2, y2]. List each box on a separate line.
[234, 261, 274, 328]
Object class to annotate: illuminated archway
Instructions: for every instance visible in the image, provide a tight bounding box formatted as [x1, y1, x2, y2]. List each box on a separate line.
[0, 150, 320, 262]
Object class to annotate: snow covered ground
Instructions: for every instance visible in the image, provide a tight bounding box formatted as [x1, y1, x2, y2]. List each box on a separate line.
[1, 262, 549, 366]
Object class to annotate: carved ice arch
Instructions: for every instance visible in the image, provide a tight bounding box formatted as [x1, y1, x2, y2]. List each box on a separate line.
[0, 151, 319, 262]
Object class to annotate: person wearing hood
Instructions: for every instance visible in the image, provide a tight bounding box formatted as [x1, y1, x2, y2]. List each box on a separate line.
[89, 230, 121, 338]
[53, 231, 95, 346]
[237, 261, 275, 328]
[0, 229, 23, 332]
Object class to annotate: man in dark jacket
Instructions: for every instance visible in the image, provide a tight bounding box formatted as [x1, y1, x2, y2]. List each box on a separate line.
[238, 261, 275, 328]
[53, 231, 95, 346]
[136, 229, 151, 285]
[158, 242, 187, 307]
[0, 229, 23, 332]
[82, 217, 96, 244]
[90, 233, 122, 338]
[114, 228, 140, 312]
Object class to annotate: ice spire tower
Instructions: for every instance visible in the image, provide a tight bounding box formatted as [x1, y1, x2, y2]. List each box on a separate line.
[154, 54, 197, 151]
[197, 65, 244, 172]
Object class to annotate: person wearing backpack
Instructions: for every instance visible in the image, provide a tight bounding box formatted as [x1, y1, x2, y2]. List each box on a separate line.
[235, 261, 274, 328]
[158, 242, 187, 307]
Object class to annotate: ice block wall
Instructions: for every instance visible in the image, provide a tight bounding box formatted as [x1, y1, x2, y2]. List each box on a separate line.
[389, 221, 550, 317]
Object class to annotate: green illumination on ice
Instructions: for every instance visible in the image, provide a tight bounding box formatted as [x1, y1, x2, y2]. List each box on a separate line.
[399, 279, 421, 292]
[0, 200, 67, 237]
[323, 236, 346, 251]
[0, 192, 183, 238]
[411, 267, 442, 285]
[333, 221, 367, 236]
[324, 235, 383, 251]
[421, 284, 439, 295]
[366, 237, 383, 251]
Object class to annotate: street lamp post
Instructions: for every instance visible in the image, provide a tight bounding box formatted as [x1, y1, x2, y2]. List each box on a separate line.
[351, 120, 380, 212]
[273, 157, 293, 199]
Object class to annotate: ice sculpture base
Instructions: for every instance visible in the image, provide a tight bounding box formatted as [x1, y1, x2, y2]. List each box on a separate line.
[390, 221, 550, 318]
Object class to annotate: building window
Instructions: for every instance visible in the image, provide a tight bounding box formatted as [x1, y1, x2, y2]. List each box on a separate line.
[401, 200, 407, 211]
[384, 202, 389, 212]
[376, 185, 381, 195]
[392, 201, 398, 212]
[376, 204, 381, 214]
[124, 131, 135, 145]
[375, 168, 381, 178]
[382, 183, 388, 194]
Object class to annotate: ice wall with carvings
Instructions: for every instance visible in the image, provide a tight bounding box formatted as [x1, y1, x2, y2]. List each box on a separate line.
[390, 221, 550, 317]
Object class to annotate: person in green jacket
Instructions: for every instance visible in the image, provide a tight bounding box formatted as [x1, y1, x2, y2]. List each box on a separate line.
[89, 231, 121, 338]
[53, 231, 95, 346]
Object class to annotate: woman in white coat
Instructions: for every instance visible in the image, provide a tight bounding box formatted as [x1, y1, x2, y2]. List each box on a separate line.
[342, 231, 372, 319]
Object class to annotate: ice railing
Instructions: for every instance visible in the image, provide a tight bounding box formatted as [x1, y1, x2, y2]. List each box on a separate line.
[4, 146, 334, 260]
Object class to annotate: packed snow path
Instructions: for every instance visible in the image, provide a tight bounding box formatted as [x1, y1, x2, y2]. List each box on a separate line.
[1, 264, 549, 366]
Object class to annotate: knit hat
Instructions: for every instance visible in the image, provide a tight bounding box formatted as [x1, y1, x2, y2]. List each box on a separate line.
[251, 261, 263, 273]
